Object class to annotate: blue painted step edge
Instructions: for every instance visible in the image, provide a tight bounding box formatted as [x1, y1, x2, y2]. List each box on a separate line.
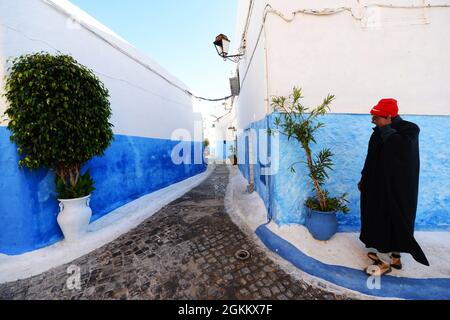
[256, 225, 450, 300]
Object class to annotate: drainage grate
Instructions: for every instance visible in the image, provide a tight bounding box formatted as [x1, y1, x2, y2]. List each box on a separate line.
[235, 249, 251, 261]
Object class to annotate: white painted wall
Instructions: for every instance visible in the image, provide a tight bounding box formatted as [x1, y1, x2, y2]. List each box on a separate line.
[212, 108, 235, 160]
[235, 0, 450, 129]
[215, 111, 235, 141]
[234, 0, 270, 130]
[0, 0, 201, 141]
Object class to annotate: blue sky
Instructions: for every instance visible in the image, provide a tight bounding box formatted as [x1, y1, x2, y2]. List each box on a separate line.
[71, 0, 238, 102]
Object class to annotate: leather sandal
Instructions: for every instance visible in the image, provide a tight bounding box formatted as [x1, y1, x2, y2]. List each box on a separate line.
[390, 253, 403, 270]
[364, 260, 392, 276]
[368, 252, 382, 263]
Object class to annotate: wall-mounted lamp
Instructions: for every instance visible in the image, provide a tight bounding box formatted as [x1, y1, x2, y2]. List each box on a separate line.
[214, 34, 243, 63]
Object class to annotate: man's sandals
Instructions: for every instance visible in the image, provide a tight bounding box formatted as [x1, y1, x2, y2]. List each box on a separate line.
[365, 252, 402, 276]
[368, 252, 403, 270]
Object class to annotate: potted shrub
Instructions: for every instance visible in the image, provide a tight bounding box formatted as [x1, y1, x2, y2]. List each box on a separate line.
[3, 52, 113, 241]
[272, 87, 349, 241]
[203, 138, 210, 157]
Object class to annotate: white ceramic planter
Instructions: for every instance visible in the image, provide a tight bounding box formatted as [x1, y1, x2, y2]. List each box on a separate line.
[57, 195, 92, 241]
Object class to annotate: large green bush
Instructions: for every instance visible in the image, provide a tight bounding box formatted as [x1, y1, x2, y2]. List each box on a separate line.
[3, 52, 114, 199]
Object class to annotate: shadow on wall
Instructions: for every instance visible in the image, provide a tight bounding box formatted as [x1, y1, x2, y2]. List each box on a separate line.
[0, 127, 206, 255]
[239, 113, 450, 232]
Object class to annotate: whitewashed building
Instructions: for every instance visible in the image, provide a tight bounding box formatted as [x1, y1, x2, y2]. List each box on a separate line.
[0, 0, 205, 255]
[229, 0, 450, 299]
[233, 0, 449, 231]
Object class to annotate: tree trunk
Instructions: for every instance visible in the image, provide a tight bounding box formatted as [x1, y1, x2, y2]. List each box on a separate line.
[56, 164, 81, 188]
[304, 145, 327, 210]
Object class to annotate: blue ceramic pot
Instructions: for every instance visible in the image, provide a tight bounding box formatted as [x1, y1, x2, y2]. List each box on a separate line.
[304, 207, 338, 241]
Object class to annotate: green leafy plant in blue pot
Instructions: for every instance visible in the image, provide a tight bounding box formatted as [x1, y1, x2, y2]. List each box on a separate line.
[272, 87, 349, 241]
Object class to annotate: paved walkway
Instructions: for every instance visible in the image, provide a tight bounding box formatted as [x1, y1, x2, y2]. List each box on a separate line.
[0, 166, 347, 300]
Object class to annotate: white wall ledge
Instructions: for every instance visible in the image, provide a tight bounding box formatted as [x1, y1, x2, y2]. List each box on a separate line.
[0, 165, 213, 284]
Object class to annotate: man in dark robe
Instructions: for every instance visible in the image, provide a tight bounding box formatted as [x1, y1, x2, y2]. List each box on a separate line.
[359, 98, 429, 276]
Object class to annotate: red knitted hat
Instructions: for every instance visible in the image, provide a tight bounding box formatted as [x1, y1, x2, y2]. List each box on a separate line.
[370, 99, 399, 118]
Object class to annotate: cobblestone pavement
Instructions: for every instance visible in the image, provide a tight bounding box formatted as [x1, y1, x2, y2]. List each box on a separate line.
[0, 165, 347, 300]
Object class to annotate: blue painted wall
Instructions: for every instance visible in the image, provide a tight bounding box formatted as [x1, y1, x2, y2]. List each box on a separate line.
[239, 114, 450, 232]
[215, 140, 235, 161]
[237, 117, 272, 218]
[238, 133, 250, 182]
[0, 126, 206, 255]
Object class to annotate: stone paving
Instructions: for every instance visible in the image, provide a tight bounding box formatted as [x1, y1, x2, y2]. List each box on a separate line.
[0, 165, 348, 300]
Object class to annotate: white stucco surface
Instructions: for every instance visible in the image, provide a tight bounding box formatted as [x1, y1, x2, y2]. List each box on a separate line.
[234, 0, 450, 129]
[225, 165, 269, 231]
[0, 0, 200, 140]
[0, 166, 213, 284]
[268, 224, 450, 279]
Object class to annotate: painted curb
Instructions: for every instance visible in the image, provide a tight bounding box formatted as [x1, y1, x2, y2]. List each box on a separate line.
[256, 225, 450, 300]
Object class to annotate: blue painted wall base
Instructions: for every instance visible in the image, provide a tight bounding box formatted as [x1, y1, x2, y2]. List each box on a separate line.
[0, 126, 206, 255]
[256, 224, 450, 300]
[238, 113, 450, 232]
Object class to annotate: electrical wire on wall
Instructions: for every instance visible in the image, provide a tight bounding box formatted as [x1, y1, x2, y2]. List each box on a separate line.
[189, 93, 234, 102]
[237, 1, 450, 93]
[211, 97, 236, 123]
[239, 0, 255, 54]
[211, 108, 233, 123]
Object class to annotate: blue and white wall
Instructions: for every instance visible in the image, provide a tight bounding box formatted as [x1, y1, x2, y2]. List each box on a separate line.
[235, 0, 450, 126]
[0, 0, 206, 255]
[238, 114, 450, 232]
[234, 0, 450, 232]
[208, 105, 237, 161]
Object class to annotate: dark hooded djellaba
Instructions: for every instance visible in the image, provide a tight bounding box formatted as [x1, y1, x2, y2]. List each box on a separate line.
[359, 98, 429, 276]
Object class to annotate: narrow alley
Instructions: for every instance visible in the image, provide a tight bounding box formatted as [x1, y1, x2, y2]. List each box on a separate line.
[0, 166, 347, 300]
